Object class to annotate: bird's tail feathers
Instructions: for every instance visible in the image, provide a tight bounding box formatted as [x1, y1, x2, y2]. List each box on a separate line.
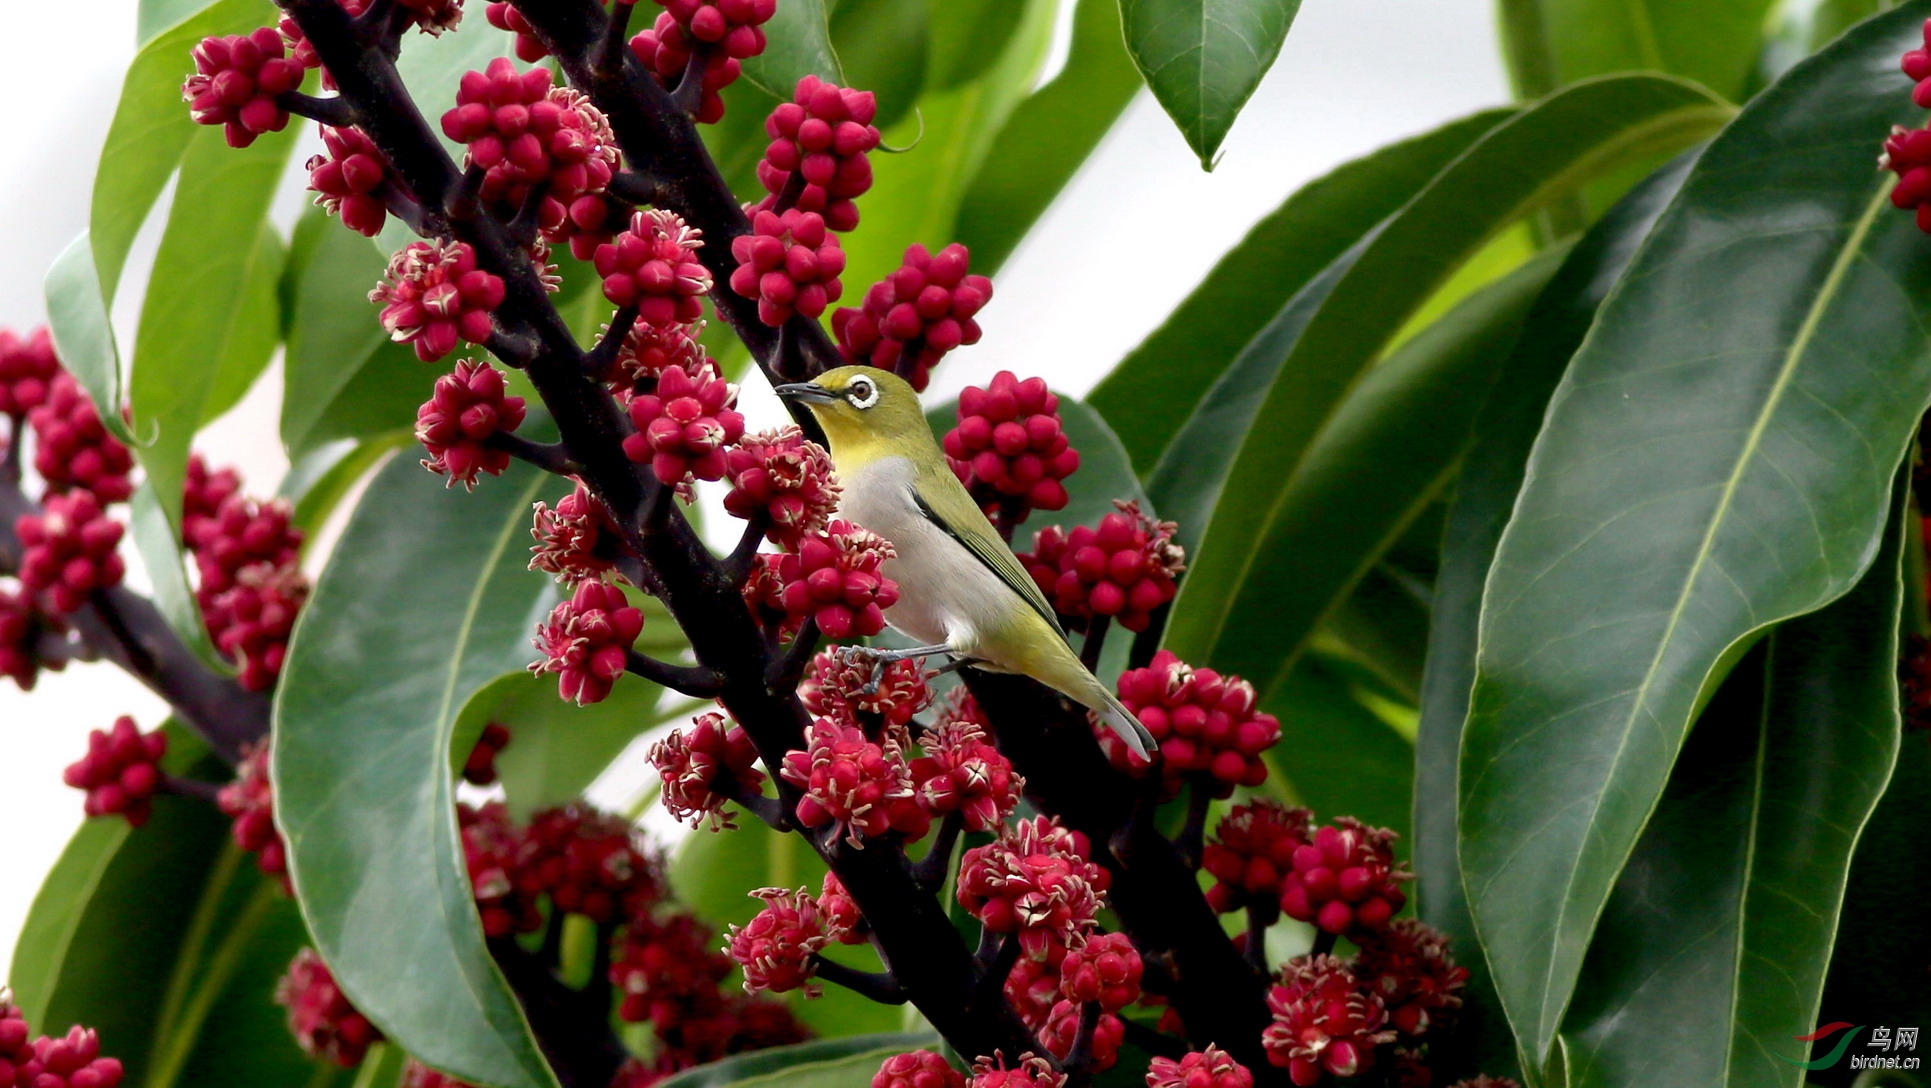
[1093, 685, 1157, 760]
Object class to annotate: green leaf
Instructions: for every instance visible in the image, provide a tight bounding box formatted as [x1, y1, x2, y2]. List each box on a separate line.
[925, 0, 1025, 91]
[836, 0, 1058, 304]
[1509, 0, 1778, 104]
[1221, 242, 1569, 701]
[1158, 74, 1729, 672]
[1558, 467, 1907, 1088]
[1089, 107, 1514, 474]
[132, 123, 295, 532]
[130, 479, 225, 667]
[283, 436, 411, 534]
[1318, 564, 1433, 705]
[654, 1036, 940, 1088]
[138, 0, 225, 45]
[93, 0, 266, 302]
[1262, 655, 1413, 837]
[483, 670, 665, 820]
[954, 0, 1144, 274]
[1457, 7, 1931, 1072]
[827, 0, 928, 132]
[10, 728, 331, 1087]
[1409, 149, 1694, 1085]
[274, 453, 562, 1088]
[282, 209, 432, 458]
[1117, 0, 1306, 168]
[742, 0, 844, 98]
[43, 234, 134, 446]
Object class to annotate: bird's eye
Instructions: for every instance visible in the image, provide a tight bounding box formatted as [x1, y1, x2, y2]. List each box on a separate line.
[846, 378, 879, 409]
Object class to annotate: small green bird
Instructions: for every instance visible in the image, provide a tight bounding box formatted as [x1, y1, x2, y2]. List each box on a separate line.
[775, 366, 1156, 758]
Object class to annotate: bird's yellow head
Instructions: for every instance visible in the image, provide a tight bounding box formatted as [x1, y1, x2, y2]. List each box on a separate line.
[774, 366, 933, 465]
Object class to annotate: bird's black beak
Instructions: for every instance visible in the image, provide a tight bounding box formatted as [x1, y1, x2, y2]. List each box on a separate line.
[773, 382, 837, 405]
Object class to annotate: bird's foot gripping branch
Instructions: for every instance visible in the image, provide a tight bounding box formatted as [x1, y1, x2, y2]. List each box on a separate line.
[0, 1, 1520, 1087]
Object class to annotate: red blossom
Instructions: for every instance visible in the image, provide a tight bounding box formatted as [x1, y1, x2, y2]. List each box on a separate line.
[723, 427, 842, 548]
[968, 1053, 1065, 1088]
[1109, 650, 1279, 798]
[910, 720, 1022, 833]
[874, 1050, 965, 1088]
[757, 76, 880, 232]
[463, 722, 512, 786]
[1351, 919, 1468, 1039]
[530, 481, 622, 585]
[1146, 1048, 1255, 1088]
[629, 0, 779, 123]
[957, 817, 1108, 961]
[650, 712, 766, 830]
[623, 363, 745, 491]
[726, 886, 841, 995]
[780, 716, 928, 846]
[834, 243, 991, 392]
[773, 520, 900, 640]
[612, 909, 732, 1025]
[942, 371, 1076, 526]
[530, 580, 646, 705]
[598, 320, 709, 400]
[728, 208, 845, 326]
[596, 209, 713, 323]
[514, 804, 661, 923]
[183, 28, 308, 148]
[10, 1025, 124, 1088]
[1202, 800, 1311, 913]
[0, 325, 60, 416]
[1041, 999, 1124, 1072]
[307, 125, 394, 236]
[1261, 955, 1395, 1087]
[277, 948, 383, 1067]
[371, 241, 505, 362]
[28, 373, 133, 503]
[15, 490, 126, 615]
[1057, 931, 1142, 1012]
[0, 587, 55, 692]
[1019, 502, 1184, 634]
[800, 649, 930, 730]
[220, 742, 288, 884]
[459, 802, 541, 939]
[63, 716, 168, 827]
[1278, 817, 1410, 937]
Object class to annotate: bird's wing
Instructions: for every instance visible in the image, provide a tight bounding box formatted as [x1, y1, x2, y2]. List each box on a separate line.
[911, 465, 1067, 642]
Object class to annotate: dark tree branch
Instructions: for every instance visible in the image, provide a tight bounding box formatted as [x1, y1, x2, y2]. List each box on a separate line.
[912, 812, 963, 893]
[624, 650, 723, 697]
[585, 305, 639, 377]
[725, 513, 770, 579]
[1174, 780, 1212, 870]
[161, 776, 226, 803]
[606, 169, 665, 206]
[1078, 615, 1110, 674]
[1310, 930, 1338, 960]
[489, 940, 629, 1088]
[766, 622, 820, 690]
[489, 432, 579, 475]
[811, 956, 908, 1004]
[1060, 1001, 1104, 1084]
[1244, 900, 1279, 977]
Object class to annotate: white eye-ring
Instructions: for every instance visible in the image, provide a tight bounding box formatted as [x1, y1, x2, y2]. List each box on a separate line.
[847, 378, 879, 408]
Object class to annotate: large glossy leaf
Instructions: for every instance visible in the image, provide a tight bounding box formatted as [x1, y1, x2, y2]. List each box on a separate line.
[954, 0, 1143, 274]
[836, 0, 1057, 303]
[43, 234, 134, 447]
[478, 669, 667, 820]
[925, 0, 1023, 91]
[1558, 470, 1906, 1088]
[1090, 107, 1513, 471]
[1457, 7, 1931, 1073]
[826, 0, 927, 132]
[132, 123, 296, 530]
[655, 1036, 939, 1088]
[1224, 243, 1568, 700]
[1157, 75, 1729, 667]
[1117, 0, 1305, 168]
[93, 0, 265, 302]
[274, 453, 562, 1088]
[1503, 0, 1777, 103]
[138, 0, 224, 44]
[1409, 149, 1695, 1084]
[281, 209, 432, 458]
[741, 0, 842, 98]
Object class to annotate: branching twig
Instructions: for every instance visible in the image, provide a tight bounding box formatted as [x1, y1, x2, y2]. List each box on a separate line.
[489, 432, 580, 476]
[624, 650, 724, 697]
[812, 956, 908, 1004]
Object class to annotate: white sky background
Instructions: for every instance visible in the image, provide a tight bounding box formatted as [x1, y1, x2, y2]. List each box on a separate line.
[0, 0, 1508, 970]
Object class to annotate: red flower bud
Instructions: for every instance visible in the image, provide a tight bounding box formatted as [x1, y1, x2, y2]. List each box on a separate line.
[530, 580, 645, 706]
[63, 715, 169, 827]
[833, 244, 991, 391]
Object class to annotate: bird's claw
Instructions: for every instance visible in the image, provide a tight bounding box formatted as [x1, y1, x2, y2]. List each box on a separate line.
[834, 645, 888, 694]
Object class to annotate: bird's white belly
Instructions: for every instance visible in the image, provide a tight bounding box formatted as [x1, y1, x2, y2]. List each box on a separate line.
[836, 457, 1009, 654]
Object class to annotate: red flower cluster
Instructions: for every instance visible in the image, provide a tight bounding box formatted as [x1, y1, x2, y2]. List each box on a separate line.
[757, 76, 881, 232]
[1041, 998, 1125, 1071]
[0, 326, 60, 416]
[630, 0, 780, 123]
[462, 722, 512, 786]
[220, 743, 288, 882]
[531, 565, 645, 705]
[613, 909, 733, 1025]
[1203, 800, 1311, 913]
[767, 520, 899, 640]
[442, 59, 620, 256]
[597, 211, 712, 322]
[513, 804, 660, 923]
[835, 244, 992, 392]
[957, 816, 1108, 961]
[15, 490, 126, 614]
[729, 208, 845, 326]
[183, 28, 309, 148]
[6, 1023, 124, 1088]
[306, 126, 392, 237]
[650, 712, 765, 830]
[63, 716, 168, 827]
[623, 363, 745, 491]
[816, 870, 865, 942]
[781, 717, 927, 845]
[598, 320, 708, 400]
[1884, 125, 1931, 233]
[727, 885, 844, 995]
[182, 463, 308, 691]
[910, 720, 1022, 833]
[276, 948, 384, 1068]
[968, 1053, 1064, 1088]
[484, 2, 548, 62]
[1021, 502, 1184, 633]
[1904, 19, 1931, 106]
[28, 374, 133, 503]
[1147, 1048, 1255, 1088]
[943, 371, 1076, 524]
[530, 481, 620, 585]
[1353, 919, 1468, 1038]
[371, 241, 505, 363]
[723, 427, 841, 548]
[0, 587, 54, 692]
[1262, 955, 1395, 1086]
[1057, 931, 1142, 1012]
[1278, 817, 1409, 937]
[874, 1049, 965, 1088]
[416, 360, 529, 489]
[1109, 651, 1279, 796]
[460, 802, 541, 938]
[800, 649, 931, 729]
